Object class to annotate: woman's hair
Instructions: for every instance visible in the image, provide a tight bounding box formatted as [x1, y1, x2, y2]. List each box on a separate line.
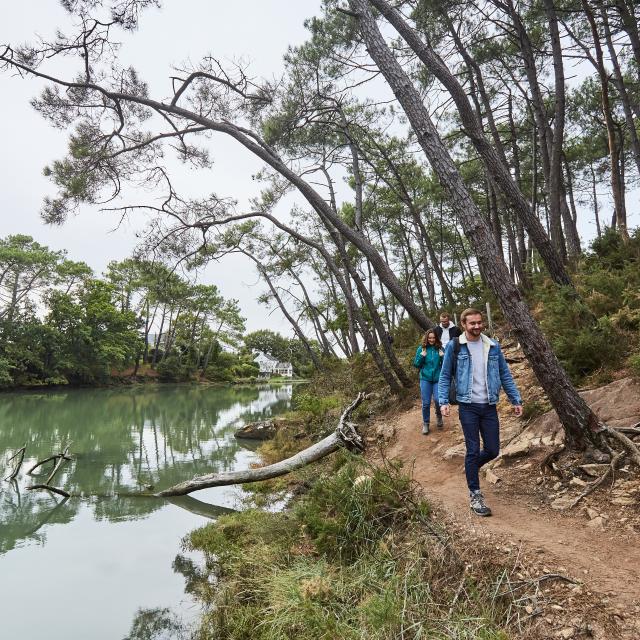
[421, 329, 442, 349]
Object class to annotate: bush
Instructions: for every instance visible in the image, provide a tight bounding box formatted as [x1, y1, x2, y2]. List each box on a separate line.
[156, 356, 192, 382]
[293, 390, 342, 418]
[294, 457, 428, 562]
[629, 353, 640, 379]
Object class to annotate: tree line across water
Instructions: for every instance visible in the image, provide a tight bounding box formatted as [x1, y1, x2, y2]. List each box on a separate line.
[1, 0, 640, 450]
[0, 234, 318, 387]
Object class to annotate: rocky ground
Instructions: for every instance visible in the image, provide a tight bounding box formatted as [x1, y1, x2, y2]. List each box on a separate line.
[368, 349, 640, 639]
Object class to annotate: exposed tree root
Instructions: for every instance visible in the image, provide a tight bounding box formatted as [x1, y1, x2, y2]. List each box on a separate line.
[604, 427, 640, 468]
[540, 444, 565, 477]
[568, 450, 625, 509]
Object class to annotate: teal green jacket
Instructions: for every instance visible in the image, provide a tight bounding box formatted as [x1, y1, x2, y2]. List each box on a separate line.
[413, 345, 443, 382]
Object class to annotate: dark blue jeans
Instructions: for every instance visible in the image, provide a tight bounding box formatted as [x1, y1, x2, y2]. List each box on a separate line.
[419, 379, 441, 424]
[458, 403, 500, 492]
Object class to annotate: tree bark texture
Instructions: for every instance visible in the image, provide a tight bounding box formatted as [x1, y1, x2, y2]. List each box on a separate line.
[349, 0, 602, 448]
[369, 0, 574, 286]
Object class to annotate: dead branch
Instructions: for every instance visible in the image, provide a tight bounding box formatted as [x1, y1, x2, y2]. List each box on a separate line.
[568, 450, 625, 509]
[4, 444, 27, 482]
[46, 445, 71, 485]
[26, 453, 73, 476]
[26, 484, 71, 498]
[156, 393, 366, 497]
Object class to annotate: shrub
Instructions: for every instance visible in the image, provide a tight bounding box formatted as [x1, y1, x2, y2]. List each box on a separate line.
[629, 353, 640, 379]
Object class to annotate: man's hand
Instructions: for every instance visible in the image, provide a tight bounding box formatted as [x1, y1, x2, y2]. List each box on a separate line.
[513, 405, 523, 417]
[441, 404, 450, 417]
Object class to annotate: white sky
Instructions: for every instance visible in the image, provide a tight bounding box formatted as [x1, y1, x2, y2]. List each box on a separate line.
[0, 1, 322, 335]
[1, 2, 637, 336]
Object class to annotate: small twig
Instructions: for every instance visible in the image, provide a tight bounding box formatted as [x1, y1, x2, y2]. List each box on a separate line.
[27, 484, 71, 498]
[4, 444, 27, 481]
[497, 572, 577, 597]
[568, 450, 625, 509]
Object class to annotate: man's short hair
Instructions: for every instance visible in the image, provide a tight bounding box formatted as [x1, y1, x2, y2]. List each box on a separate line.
[460, 307, 483, 325]
[439, 312, 450, 320]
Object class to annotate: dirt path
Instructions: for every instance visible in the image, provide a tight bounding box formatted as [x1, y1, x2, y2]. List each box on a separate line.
[384, 402, 640, 619]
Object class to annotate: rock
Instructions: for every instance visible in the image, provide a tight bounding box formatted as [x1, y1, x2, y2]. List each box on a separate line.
[551, 495, 575, 510]
[556, 627, 575, 639]
[501, 437, 531, 458]
[569, 476, 588, 487]
[354, 475, 371, 487]
[611, 495, 636, 506]
[443, 444, 466, 459]
[485, 469, 501, 484]
[585, 507, 599, 520]
[586, 516, 606, 530]
[235, 419, 277, 440]
[375, 423, 396, 442]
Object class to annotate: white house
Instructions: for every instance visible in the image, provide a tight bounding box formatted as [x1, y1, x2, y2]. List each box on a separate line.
[274, 362, 293, 378]
[253, 351, 279, 376]
[253, 351, 293, 378]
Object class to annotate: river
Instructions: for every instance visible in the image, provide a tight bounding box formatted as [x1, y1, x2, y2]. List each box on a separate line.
[0, 383, 294, 639]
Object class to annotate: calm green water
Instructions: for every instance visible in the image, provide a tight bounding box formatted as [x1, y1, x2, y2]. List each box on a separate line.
[0, 383, 294, 639]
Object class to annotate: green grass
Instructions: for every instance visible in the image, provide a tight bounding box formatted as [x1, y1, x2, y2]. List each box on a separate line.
[185, 454, 517, 640]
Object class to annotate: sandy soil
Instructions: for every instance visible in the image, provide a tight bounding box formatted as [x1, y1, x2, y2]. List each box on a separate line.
[376, 400, 640, 638]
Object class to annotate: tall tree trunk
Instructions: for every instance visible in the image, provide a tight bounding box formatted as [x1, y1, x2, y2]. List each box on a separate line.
[601, 5, 640, 178]
[369, 0, 573, 286]
[349, 0, 603, 448]
[582, 0, 629, 240]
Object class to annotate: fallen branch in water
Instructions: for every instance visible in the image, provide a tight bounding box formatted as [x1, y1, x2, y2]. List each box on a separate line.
[46, 445, 71, 485]
[27, 452, 73, 476]
[157, 393, 366, 497]
[27, 484, 71, 498]
[4, 444, 27, 482]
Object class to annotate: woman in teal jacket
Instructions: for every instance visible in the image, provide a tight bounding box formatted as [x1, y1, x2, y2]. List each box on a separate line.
[413, 329, 444, 435]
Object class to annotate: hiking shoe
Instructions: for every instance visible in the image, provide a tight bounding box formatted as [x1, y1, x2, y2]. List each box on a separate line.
[470, 490, 492, 517]
[436, 417, 444, 429]
[422, 423, 430, 435]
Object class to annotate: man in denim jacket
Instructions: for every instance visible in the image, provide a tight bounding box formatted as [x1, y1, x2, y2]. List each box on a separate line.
[438, 308, 523, 517]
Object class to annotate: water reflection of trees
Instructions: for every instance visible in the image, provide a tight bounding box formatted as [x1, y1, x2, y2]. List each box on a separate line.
[0, 384, 291, 554]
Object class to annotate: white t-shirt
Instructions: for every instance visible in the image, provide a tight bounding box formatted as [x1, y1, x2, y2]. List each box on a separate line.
[467, 338, 489, 403]
[439, 324, 451, 348]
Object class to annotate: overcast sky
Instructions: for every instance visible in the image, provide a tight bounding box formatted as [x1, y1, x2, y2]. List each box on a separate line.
[0, 1, 322, 335]
[1, 2, 637, 336]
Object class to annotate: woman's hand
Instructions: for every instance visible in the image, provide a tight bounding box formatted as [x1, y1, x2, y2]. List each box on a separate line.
[421, 348, 426, 356]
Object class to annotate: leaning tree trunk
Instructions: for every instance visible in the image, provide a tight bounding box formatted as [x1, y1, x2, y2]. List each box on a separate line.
[157, 393, 366, 496]
[349, 0, 603, 448]
[369, 0, 574, 286]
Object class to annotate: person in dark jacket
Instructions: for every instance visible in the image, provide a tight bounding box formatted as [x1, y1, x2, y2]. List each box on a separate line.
[434, 312, 462, 349]
[413, 329, 444, 435]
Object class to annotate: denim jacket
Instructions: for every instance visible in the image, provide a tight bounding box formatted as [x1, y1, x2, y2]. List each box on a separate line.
[437, 333, 522, 406]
